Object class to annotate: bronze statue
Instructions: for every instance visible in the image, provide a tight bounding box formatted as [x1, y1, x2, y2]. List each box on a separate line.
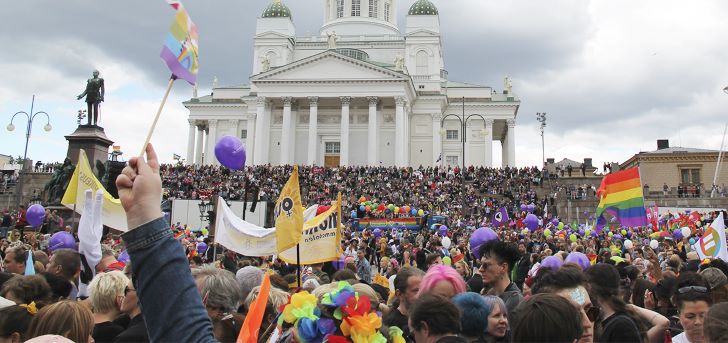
[44, 158, 75, 204]
[77, 70, 105, 126]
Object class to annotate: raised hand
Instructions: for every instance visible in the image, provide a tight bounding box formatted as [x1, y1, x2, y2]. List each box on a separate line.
[116, 143, 163, 229]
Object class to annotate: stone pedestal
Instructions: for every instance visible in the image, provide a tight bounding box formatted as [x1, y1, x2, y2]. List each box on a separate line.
[65, 125, 114, 174]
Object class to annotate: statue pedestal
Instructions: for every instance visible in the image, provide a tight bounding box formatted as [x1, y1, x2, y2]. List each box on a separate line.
[65, 125, 114, 174]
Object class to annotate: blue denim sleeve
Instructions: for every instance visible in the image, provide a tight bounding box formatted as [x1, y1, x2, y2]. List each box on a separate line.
[122, 217, 217, 343]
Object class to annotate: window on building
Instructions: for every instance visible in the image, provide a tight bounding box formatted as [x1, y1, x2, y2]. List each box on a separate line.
[384, 2, 390, 21]
[240, 129, 247, 139]
[681, 168, 701, 184]
[445, 156, 458, 166]
[369, 0, 378, 17]
[446, 129, 459, 140]
[336, 0, 344, 18]
[352, 0, 361, 16]
[325, 142, 341, 154]
[416, 50, 429, 75]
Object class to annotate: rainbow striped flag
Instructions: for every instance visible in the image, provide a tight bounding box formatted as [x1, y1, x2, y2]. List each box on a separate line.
[160, 0, 199, 85]
[595, 167, 648, 231]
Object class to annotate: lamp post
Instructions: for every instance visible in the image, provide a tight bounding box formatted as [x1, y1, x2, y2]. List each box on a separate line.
[713, 87, 728, 197]
[537, 112, 547, 167]
[6, 95, 52, 207]
[440, 96, 488, 216]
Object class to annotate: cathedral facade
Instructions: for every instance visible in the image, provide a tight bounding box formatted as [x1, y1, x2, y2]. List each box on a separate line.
[184, 0, 520, 168]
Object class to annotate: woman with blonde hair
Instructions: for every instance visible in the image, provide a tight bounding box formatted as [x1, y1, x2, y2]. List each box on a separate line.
[26, 300, 94, 343]
[88, 271, 128, 342]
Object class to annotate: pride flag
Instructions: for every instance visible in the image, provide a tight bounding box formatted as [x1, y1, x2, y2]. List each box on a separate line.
[595, 168, 648, 231]
[160, 0, 199, 85]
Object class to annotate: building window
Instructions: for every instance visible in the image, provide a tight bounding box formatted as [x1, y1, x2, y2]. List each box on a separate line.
[240, 129, 247, 139]
[384, 2, 390, 21]
[446, 130, 459, 140]
[336, 0, 344, 18]
[335, 48, 370, 61]
[445, 156, 458, 166]
[681, 168, 701, 184]
[416, 50, 429, 75]
[325, 142, 341, 154]
[369, 0, 378, 17]
[352, 0, 361, 16]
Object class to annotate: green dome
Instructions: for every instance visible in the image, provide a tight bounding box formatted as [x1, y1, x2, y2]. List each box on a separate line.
[408, 0, 438, 15]
[262, 1, 291, 18]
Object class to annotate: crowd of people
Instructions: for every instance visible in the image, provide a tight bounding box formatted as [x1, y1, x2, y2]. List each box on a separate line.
[1, 144, 728, 342]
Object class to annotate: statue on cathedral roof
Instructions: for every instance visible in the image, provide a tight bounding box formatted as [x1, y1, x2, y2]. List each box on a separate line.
[327, 31, 337, 49]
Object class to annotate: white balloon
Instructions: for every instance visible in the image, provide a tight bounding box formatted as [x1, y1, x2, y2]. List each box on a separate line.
[442, 236, 452, 249]
[650, 239, 659, 250]
[681, 227, 691, 238]
[624, 240, 633, 249]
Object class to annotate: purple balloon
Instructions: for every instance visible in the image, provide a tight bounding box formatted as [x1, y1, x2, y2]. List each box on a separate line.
[197, 242, 208, 254]
[438, 226, 448, 236]
[672, 230, 683, 240]
[565, 252, 590, 270]
[520, 204, 527, 211]
[541, 256, 563, 270]
[524, 213, 539, 232]
[214, 135, 246, 170]
[27, 204, 45, 228]
[118, 250, 130, 264]
[49, 231, 76, 252]
[470, 227, 499, 259]
[551, 218, 560, 226]
[373, 228, 382, 238]
[578, 228, 585, 236]
[613, 234, 623, 241]
[527, 204, 536, 213]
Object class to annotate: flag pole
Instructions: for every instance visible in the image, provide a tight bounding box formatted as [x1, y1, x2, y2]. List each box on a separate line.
[296, 244, 301, 288]
[139, 75, 176, 156]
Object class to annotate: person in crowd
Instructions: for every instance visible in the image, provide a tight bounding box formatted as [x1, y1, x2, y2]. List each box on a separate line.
[417, 264, 466, 299]
[45, 249, 81, 300]
[426, 253, 443, 269]
[114, 266, 149, 343]
[384, 266, 425, 341]
[512, 241, 531, 290]
[699, 267, 728, 304]
[478, 240, 523, 318]
[0, 275, 52, 306]
[192, 266, 243, 342]
[454, 259, 471, 284]
[408, 294, 467, 343]
[39, 272, 72, 301]
[310, 263, 331, 284]
[585, 263, 644, 343]
[25, 300, 94, 343]
[703, 302, 728, 343]
[88, 271, 127, 343]
[452, 292, 508, 343]
[511, 293, 584, 343]
[97, 245, 125, 273]
[356, 248, 372, 283]
[2, 246, 27, 275]
[672, 272, 713, 343]
[0, 305, 34, 342]
[235, 265, 264, 308]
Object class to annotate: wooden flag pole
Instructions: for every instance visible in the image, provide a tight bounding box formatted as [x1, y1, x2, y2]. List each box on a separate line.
[296, 244, 301, 288]
[139, 76, 176, 156]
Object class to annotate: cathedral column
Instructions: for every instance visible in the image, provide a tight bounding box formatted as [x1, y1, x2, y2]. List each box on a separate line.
[253, 97, 268, 165]
[186, 119, 196, 165]
[307, 96, 319, 165]
[484, 119, 494, 167]
[507, 119, 516, 167]
[340, 96, 351, 166]
[367, 97, 379, 165]
[432, 113, 442, 166]
[206, 119, 218, 165]
[280, 97, 293, 165]
[245, 113, 256, 165]
[395, 96, 406, 167]
[195, 124, 204, 165]
[501, 139, 507, 168]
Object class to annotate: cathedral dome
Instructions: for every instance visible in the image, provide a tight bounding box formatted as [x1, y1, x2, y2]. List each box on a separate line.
[262, 0, 292, 19]
[408, 0, 438, 15]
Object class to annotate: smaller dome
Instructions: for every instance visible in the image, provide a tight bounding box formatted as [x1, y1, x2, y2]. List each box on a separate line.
[262, 0, 292, 18]
[408, 0, 439, 15]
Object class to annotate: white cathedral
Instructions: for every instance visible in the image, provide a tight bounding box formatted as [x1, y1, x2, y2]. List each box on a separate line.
[184, 0, 520, 168]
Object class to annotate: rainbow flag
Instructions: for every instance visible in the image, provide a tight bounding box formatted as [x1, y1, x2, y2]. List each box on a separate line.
[160, 0, 199, 85]
[595, 167, 648, 231]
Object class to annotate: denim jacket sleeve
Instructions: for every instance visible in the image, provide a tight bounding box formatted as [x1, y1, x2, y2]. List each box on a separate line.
[122, 217, 217, 343]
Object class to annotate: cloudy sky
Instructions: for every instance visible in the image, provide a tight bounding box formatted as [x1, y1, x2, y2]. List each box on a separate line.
[2, 0, 728, 168]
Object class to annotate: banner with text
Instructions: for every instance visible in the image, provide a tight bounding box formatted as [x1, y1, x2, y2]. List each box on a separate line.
[279, 193, 342, 264]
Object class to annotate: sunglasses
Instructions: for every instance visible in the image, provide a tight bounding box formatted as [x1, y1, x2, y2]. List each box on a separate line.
[124, 287, 136, 295]
[678, 286, 707, 294]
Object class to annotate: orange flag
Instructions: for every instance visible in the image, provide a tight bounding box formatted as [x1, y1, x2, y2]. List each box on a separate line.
[237, 273, 271, 343]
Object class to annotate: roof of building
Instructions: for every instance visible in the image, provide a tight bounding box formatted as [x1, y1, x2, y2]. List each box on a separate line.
[262, 0, 291, 19]
[641, 146, 719, 154]
[408, 0, 439, 15]
[444, 80, 486, 88]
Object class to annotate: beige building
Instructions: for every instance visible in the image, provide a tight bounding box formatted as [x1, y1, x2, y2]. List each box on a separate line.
[621, 140, 728, 196]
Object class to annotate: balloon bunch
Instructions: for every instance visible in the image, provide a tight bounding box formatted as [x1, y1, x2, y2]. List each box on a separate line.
[354, 196, 426, 218]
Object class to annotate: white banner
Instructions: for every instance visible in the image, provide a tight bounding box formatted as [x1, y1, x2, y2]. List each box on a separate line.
[215, 197, 277, 257]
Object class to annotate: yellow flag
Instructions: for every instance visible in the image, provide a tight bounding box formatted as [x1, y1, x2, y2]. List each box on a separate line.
[61, 150, 128, 231]
[275, 165, 303, 253]
[279, 192, 343, 264]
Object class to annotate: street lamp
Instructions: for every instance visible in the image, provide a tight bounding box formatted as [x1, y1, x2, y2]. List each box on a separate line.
[198, 197, 214, 223]
[6, 95, 52, 207]
[440, 96, 488, 215]
[713, 87, 728, 197]
[537, 112, 547, 167]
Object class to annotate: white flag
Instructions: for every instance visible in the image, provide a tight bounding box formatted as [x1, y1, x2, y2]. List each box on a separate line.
[692, 213, 728, 262]
[78, 190, 104, 298]
[215, 197, 277, 257]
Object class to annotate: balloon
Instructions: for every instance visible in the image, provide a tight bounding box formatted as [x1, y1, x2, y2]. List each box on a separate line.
[672, 229, 683, 240]
[551, 218, 560, 226]
[524, 214, 539, 232]
[650, 239, 659, 250]
[438, 226, 448, 236]
[520, 204, 527, 211]
[442, 256, 452, 266]
[570, 234, 577, 242]
[577, 228, 585, 237]
[565, 252, 590, 270]
[388, 204, 395, 210]
[613, 234, 623, 241]
[624, 240, 634, 249]
[689, 238, 696, 245]
[201, 228, 209, 236]
[117, 250, 130, 264]
[442, 236, 451, 249]
[27, 204, 46, 228]
[394, 207, 400, 214]
[527, 204, 536, 213]
[359, 196, 367, 203]
[521, 228, 529, 235]
[214, 135, 246, 170]
[541, 256, 563, 270]
[196, 242, 208, 254]
[544, 229, 552, 237]
[418, 209, 424, 216]
[365, 206, 371, 213]
[49, 231, 76, 252]
[608, 232, 614, 237]
[316, 205, 331, 215]
[585, 229, 591, 237]
[558, 222, 565, 230]
[351, 211, 357, 218]
[470, 227, 499, 258]
[378, 204, 386, 212]
[621, 229, 627, 235]
[411, 208, 417, 216]
[373, 228, 382, 238]
[359, 205, 365, 212]
[681, 227, 691, 238]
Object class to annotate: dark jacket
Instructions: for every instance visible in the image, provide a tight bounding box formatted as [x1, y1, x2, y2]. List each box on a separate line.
[113, 314, 149, 343]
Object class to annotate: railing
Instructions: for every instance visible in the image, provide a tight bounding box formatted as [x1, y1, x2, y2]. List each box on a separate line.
[296, 34, 405, 43]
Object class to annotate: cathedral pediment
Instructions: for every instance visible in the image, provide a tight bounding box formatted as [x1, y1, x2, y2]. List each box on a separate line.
[405, 28, 440, 37]
[251, 50, 410, 83]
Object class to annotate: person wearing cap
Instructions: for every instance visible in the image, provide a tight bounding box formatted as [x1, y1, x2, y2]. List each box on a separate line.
[700, 267, 728, 304]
